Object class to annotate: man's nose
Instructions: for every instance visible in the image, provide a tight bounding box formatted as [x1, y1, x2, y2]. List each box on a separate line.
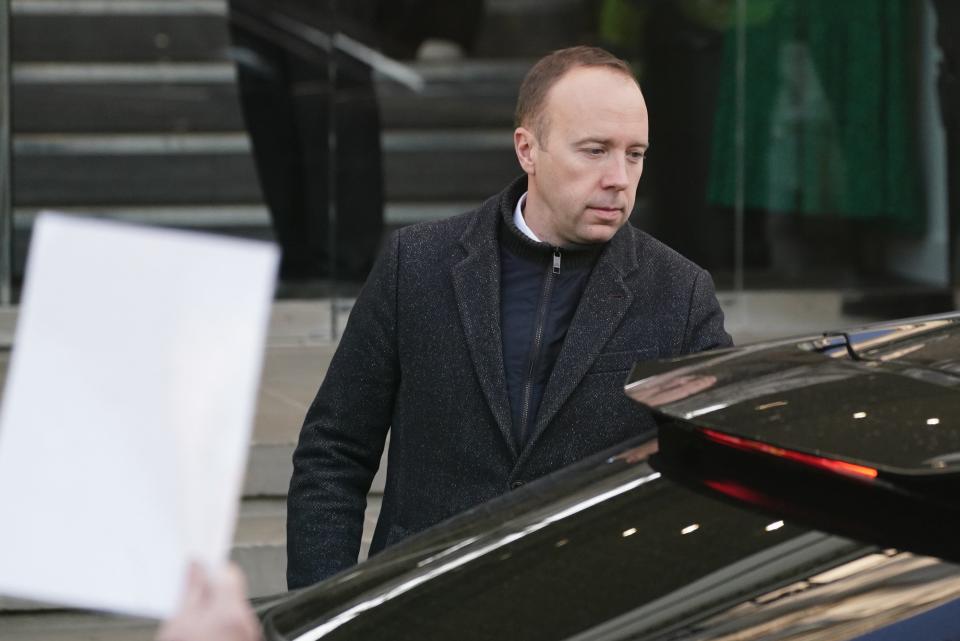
[601, 155, 630, 190]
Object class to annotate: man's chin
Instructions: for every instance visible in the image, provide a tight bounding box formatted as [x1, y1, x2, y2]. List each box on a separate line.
[574, 224, 620, 245]
[580, 219, 627, 244]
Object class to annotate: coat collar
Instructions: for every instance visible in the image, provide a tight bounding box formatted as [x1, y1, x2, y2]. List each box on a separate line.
[450, 180, 519, 456]
[451, 176, 641, 461]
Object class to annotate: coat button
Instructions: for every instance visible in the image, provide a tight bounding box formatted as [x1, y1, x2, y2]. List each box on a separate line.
[511, 480, 525, 490]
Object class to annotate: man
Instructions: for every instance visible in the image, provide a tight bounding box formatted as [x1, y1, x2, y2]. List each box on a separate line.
[287, 46, 732, 588]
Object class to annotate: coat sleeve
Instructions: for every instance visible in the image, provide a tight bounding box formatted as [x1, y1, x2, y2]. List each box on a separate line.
[286, 231, 401, 589]
[682, 268, 733, 353]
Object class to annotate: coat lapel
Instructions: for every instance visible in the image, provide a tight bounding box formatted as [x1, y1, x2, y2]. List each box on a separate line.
[451, 208, 517, 458]
[517, 226, 638, 464]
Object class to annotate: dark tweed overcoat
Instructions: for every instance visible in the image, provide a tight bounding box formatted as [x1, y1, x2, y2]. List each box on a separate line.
[287, 177, 732, 587]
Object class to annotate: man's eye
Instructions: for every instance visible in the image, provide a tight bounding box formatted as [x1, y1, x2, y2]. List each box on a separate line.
[585, 148, 604, 156]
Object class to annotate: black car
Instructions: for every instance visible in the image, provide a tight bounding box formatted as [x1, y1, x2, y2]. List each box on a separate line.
[260, 313, 960, 641]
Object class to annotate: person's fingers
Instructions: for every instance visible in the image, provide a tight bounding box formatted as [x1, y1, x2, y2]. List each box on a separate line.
[235, 605, 264, 641]
[181, 562, 211, 612]
[156, 563, 209, 641]
[215, 563, 262, 641]
[219, 562, 249, 601]
[157, 561, 262, 641]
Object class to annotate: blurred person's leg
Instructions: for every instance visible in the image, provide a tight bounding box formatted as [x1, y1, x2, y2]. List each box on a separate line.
[229, 7, 324, 281]
[293, 48, 384, 284]
[229, 0, 386, 284]
[334, 50, 384, 280]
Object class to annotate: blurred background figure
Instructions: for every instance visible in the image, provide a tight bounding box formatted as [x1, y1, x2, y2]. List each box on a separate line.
[599, 0, 947, 309]
[226, 1, 485, 291]
[707, 0, 923, 287]
[227, 0, 385, 288]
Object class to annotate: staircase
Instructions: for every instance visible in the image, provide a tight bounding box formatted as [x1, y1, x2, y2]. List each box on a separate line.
[8, 0, 530, 276]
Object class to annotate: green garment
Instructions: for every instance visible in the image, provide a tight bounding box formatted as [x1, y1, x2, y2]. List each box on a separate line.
[708, 0, 923, 232]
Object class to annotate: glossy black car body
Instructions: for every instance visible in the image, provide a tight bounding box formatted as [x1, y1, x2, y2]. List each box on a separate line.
[261, 314, 960, 641]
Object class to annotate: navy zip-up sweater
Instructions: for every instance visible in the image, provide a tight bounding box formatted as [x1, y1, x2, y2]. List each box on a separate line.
[499, 206, 603, 448]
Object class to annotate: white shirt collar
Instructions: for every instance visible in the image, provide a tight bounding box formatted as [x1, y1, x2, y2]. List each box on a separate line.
[512, 192, 542, 243]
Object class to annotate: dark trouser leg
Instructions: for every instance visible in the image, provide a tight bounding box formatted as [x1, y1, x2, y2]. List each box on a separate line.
[230, 16, 331, 279]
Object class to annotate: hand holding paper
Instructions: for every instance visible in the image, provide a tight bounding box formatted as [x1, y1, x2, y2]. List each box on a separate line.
[0, 213, 278, 617]
[157, 562, 262, 641]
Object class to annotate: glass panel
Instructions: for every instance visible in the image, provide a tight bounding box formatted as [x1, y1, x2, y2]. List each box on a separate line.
[4, 0, 953, 316]
[719, 0, 952, 310]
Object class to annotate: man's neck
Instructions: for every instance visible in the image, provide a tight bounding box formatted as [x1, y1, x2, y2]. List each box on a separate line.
[518, 192, 563, 246]
[513, 193, 542, 243]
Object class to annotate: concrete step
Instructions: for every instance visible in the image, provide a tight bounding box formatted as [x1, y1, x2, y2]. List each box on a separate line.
[12, 70, 518, 134]
[11, 61, 522, 133]
[11, 202, 475, 233]
[475, 0, 598, 58]
[11, 0, 589, 63]
[13, 67, 245, 134]
[11, 0, 230, 63]
[11, 130, 518, 207]
[1, 203, 469, 277]
[0, 610, 158, 641]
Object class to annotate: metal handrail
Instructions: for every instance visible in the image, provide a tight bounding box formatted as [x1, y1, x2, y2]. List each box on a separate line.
[0, 0, 11, 306]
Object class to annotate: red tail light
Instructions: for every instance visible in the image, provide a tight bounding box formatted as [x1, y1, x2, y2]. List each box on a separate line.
[701, 428, 879, 481]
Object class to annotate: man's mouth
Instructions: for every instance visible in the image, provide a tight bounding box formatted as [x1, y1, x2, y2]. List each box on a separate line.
[587, 205, 624, 218]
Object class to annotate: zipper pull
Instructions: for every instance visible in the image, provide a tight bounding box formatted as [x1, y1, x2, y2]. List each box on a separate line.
[553, 249, 561, 275]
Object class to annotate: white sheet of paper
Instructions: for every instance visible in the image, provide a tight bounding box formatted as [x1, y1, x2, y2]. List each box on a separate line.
[0, 213, 278, 618]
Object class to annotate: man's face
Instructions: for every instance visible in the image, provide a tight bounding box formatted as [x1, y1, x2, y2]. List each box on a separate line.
[515, 66, 649, 246]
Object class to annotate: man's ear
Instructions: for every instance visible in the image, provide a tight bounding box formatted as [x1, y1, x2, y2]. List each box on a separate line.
[514, 127, 537, 175]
